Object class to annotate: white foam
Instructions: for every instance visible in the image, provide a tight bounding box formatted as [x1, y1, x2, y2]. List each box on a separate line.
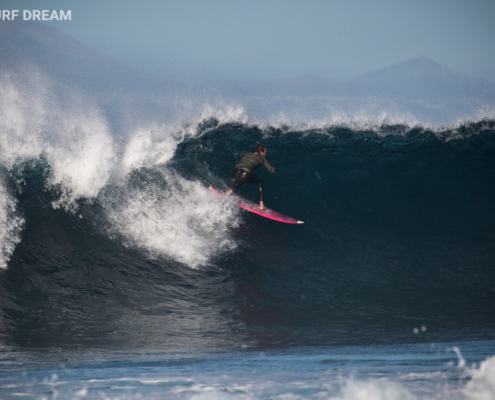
[98, 103, 247, 268]
[0, 181, 24, 269]
[104, 170, 240, 268]
[119, 126, 180, 179]
[0, 70, 48, 168]
[452, 347, 467, 368]
[453, 106, 495, 129]
[0, 68, 115, 211]
[0, 68, 250, 268]
[242, 96, 426, 133]
[45, 111, 115, 211]
[197, 103, 249, 127]
[332, 378, 418, 400]
[463, 355, 495, 400]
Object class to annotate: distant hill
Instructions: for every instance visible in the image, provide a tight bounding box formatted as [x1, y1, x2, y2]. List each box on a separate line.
[345, 57, 495, 100]
[223, 57, 495, 102]
[1, 20, 493, 106]
[0, 19, 177, 95]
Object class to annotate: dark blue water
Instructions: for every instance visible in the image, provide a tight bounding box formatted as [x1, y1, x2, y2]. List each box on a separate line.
[0, 120, 494, 399]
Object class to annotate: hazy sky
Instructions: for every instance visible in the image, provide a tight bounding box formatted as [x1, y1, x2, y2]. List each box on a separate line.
[3, 0, 495, 83]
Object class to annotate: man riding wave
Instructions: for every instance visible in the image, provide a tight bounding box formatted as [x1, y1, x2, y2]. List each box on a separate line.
[226, 144, 275, 210]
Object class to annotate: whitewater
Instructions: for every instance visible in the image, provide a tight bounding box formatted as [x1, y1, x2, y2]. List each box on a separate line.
[0, 66, 494, 399]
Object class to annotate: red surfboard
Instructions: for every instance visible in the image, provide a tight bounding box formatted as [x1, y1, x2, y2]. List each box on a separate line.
[209, 186, 304, 224]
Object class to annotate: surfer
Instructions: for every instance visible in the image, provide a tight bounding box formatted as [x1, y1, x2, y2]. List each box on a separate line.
[226, 144, 275, 210]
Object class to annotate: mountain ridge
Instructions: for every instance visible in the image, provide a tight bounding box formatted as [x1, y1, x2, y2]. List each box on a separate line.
[1, 20, 494, 103]
[0, 19, 177, 95]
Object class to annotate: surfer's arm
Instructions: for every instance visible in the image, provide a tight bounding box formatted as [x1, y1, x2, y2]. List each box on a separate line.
[263, 159, 275, 173]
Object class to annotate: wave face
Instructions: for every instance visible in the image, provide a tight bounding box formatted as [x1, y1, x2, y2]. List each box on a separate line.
[0, 111, 494, 350]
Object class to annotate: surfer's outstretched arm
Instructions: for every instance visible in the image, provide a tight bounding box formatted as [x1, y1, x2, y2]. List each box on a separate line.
[263, 159, 275, 174]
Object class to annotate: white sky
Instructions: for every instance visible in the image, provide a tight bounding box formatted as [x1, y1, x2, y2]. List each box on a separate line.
[3, 0, 495, 83]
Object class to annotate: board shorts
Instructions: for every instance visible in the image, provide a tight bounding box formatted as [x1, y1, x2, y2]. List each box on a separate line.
[231, 167, 264, 202]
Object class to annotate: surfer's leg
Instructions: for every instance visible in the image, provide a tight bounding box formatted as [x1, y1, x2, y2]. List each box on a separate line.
[247, 173, 265, 209]
[258, 180, 265, 209]
[229, 169, 266, 209]
[228, 168, 247, 194]
[230, 181, 244, 193]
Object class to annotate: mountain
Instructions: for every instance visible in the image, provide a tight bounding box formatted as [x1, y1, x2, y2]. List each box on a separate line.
[1, 20, 493, 105]
[0, 19, 177, 95]
[221, 57, 495, 102]
[345, 57, 495, 100]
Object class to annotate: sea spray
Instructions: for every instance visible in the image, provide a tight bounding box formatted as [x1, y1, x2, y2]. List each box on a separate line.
[0, 67, 115, 211]
[0, 68, 250, 268]
[101, 167, 240, 268]
[463, 355, 495, 400]
[0, 181, 24, 269]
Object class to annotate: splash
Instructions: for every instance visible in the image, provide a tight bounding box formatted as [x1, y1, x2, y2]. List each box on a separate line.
[334, 378, 417, 400]
[0, 68, 115, 211]
[119, 127, 178, 178]
[463, 355, 495, 400]
[0, 68, 246, 269]
[0, 181, 24, 269]
[102, 168, 240, 268]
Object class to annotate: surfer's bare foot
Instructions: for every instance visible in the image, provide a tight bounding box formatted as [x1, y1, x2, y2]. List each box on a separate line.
[226, 190, 233, 195]
[260, 201, 266, 210]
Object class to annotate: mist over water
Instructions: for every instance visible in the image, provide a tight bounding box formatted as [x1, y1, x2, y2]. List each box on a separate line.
[0, 64, 494, 399]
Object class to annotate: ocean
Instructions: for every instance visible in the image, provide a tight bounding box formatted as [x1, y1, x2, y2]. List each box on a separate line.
[0, 69, 494, 399]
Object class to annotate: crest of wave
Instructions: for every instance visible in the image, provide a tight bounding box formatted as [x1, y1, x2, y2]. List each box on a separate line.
[117, 126, 179, 179]
[263, 108, 422, 134]
[102, 168, 240, 268]
[454, 106, 495, 128]
[197, 103, 248, 126]
[0, 68, 115, 212]
[242, 96, 426, 133]
[116, 101, 249, 178]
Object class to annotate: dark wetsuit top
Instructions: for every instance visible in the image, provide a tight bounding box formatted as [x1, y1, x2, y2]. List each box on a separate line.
[235, 152, 275, 174]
